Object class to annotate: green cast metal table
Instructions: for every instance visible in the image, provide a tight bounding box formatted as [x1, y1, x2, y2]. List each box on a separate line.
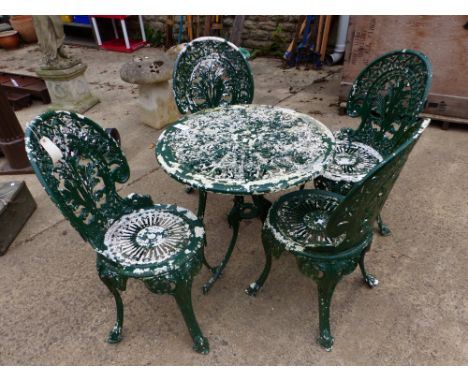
[156, 104, 335, 293]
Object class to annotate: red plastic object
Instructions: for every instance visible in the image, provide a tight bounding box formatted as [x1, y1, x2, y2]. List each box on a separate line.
[91, 15, 146, 53]
[92, 15, 129, 20]
[101, 38, 146, 53]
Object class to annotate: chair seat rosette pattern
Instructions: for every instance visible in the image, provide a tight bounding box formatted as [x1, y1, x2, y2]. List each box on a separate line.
[250, 118, 430, 351]
[314, 49, 432, 236]
[25, 110, 210, 354]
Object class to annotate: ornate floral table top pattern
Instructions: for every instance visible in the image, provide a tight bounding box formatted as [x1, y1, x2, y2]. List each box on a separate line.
[157, 104, 335, 195]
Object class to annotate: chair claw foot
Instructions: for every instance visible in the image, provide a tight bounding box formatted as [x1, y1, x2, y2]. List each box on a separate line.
[379, 224, 392, 236]
[317, 333, 334, 352]
[107, 325, 122, 344]
[192, 335, 210, 354]
[245, 282, 261, 297]
[364, 273, 379, 288]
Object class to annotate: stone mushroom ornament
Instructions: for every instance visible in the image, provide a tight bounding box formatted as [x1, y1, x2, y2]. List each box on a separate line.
[120, 54, 179, 130]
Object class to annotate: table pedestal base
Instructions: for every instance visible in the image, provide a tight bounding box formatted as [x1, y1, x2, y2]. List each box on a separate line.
[200, 194, 272, 294]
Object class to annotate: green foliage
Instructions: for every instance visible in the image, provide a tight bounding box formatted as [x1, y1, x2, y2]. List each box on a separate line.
[144, 24, 164, 47]
[253, 24, 286, 59]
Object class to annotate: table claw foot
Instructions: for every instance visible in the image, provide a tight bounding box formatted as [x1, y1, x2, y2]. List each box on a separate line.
[192, 335, 210, 354]
[107, 324, 122, 344]
[245, 282, 261, 297]
[363, 273, 379, 288]
[203, 261, 227, 294]
[202, 275, 217, 295]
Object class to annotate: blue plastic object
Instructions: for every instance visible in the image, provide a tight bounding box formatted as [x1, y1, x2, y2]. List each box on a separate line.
[72, 16, 91, 25]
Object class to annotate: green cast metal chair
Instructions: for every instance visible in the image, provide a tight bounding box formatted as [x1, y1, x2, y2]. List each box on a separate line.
[172, 36, 254, 115]
[313, 49, 432, 236]
[172, 36, 255, 194]
[249, 118, 430, 351]
[25, 111, 209, 354]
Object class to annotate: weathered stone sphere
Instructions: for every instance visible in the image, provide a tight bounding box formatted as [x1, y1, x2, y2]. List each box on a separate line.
[120, 53, 172, 85]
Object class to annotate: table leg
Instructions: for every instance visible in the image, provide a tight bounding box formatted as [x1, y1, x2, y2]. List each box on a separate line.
[197, 190, 214, 271]
[197, 189, 207, 221]
[251, 195, 272, 222]
[202, 196, 243, 294]
[246, 195, 273, 294]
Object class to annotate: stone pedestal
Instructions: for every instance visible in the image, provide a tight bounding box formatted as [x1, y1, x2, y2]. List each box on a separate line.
[36, 63, 99, 113]
[139, 82, 179, 129]
[120, 54, 179, 130]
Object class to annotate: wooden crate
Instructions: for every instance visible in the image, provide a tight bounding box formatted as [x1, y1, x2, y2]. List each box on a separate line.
[340, 16, 468, 121]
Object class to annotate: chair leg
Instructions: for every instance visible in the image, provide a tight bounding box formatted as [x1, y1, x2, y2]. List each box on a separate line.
[377, 213, 392, 236]
[315, 272, 341, 351]
[296, 256, 345, 351]
[299, 183, 306, 190]
[359, 247, 379, 288]
[99, 275, 125, 344]
[174, 278, 209, 354]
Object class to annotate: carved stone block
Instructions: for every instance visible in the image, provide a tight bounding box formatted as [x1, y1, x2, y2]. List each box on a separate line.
[36, 62, 99, 113]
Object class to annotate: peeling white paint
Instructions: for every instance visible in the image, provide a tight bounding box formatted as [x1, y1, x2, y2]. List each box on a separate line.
[157, 105, 335, 194]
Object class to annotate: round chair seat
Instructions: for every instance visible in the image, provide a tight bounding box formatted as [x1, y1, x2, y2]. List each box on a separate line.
[322, 140, 383, 183]
[265, 190, 346, 252]
[99, 205, 205, 274]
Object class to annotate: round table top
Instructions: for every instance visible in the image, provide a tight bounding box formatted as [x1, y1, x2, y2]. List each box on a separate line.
[156, 104, 335, 195]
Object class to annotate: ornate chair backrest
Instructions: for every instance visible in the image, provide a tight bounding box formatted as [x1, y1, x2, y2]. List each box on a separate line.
[346, 49, 432, 156]
[327, 118, 430, 250]
[172, 37, 254, 114]
[25, 111, 130, 250]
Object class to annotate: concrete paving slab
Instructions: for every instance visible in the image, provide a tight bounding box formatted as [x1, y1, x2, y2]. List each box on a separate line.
[0, 44, 467, 365]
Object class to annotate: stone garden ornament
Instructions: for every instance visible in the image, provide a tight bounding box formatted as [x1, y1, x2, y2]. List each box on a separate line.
[120, 53, 179, 130]
[33, 16, 99, 113]
[32, 15, 79, 70]
[25, 111, 209, 354]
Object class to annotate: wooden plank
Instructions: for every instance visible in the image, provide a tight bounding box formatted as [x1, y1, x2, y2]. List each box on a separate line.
[285, 16, 307, 60]
[187, 15, 193, 41]
[315, 15, 324, 53]
[340, 16, 468, 120]
[320, 16, 332, 60]
[230, 15, 245, 46]
[203, 15, 211, 36]
[420, 112, 468, 125]
[165, 16, 174, 47]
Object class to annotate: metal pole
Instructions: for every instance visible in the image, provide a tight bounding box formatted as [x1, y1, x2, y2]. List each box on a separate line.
[120, 19, 131, 50]
[138, 15, 146, 42]
[91, 17, 102, 46]
[111, 18, 119, 39]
